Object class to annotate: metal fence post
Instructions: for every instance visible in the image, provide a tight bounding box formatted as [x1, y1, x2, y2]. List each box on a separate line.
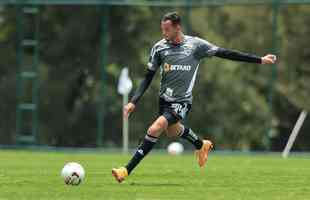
[97, 6, 109, 147]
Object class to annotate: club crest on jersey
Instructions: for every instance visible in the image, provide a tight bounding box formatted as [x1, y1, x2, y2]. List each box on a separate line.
[183, 44, 193, 49]
[163, 63, 191, 72]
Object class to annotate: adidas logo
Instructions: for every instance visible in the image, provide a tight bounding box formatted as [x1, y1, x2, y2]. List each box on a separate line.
[137, 149, 144, 155]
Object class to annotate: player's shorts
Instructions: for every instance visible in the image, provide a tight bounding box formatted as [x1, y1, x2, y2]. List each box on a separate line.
[159, 98, 192, 126]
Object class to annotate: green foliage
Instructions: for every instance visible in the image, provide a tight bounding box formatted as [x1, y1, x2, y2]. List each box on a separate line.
[1, 5, 310, 149]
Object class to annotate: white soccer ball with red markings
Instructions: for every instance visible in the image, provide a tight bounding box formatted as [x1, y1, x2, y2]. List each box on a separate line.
[167, 142, 184, 155]
[61, 162, 85, 185]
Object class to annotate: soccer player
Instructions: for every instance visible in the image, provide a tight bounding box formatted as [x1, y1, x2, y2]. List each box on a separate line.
[112, 12, 276, 183]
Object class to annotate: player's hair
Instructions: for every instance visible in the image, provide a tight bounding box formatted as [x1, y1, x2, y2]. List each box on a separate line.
[162, 12, 181, 26]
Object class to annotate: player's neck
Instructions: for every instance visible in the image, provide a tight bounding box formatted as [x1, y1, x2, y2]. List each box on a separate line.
[171, 32, 184, 45]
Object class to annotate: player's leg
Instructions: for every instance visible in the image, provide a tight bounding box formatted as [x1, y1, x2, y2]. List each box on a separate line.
[166, 122, 213, 167]
[165, 122, 182, 138]
[112, 116, 168, 183]
[125, 116, 167, 173]
[166, 122, 204, 149]
[164, 101, 204, 149]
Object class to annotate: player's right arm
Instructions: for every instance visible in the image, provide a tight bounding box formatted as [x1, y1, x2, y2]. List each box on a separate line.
[123, 44, 161, 118]
[123, 69, 156, 118]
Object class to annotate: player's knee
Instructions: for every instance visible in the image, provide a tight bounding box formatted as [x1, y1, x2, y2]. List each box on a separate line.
[147, 116, 168, 137]
[147, 126, 159, 136]
[147, 125, 162, 136]
[147, 122, 166, 136]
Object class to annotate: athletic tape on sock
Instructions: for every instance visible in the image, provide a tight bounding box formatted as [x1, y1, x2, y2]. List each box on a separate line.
[145, 134, 158, 143]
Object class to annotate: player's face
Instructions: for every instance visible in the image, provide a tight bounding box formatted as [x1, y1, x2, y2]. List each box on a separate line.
[161, 20, 180, 42]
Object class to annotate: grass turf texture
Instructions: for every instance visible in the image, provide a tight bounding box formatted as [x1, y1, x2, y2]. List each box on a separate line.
[0, 150, 309, 200]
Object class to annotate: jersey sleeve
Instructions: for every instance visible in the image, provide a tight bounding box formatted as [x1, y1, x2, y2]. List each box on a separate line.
[194, 37, 219, 59]
[147, 45, 161, 71]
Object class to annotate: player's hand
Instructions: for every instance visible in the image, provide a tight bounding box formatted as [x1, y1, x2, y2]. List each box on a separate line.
[123, 102, 136, 119]
[261, 54, 277, 64]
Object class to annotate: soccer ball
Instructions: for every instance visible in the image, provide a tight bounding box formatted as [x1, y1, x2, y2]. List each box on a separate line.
[61, 162, 85, 185]
[167, 142, 184, 155]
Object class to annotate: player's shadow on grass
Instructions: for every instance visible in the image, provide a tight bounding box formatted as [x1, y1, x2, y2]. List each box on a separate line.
[129, 182, 183, 187]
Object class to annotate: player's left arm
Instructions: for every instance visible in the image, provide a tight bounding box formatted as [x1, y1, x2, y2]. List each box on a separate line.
[214, 47, 277, 64]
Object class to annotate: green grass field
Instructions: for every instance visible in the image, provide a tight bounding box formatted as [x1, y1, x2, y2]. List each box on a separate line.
[0, 150, 309, 200]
